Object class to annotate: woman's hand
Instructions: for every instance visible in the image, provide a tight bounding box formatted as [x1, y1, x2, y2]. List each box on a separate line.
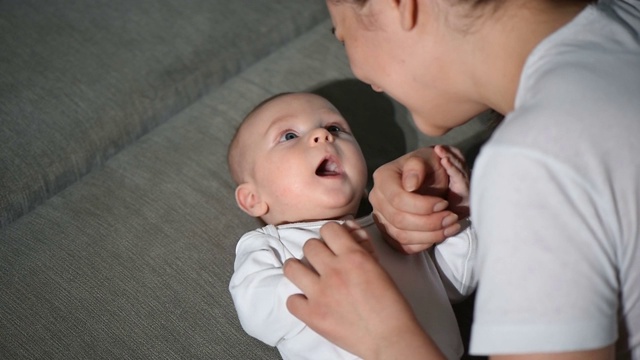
[283, 222, 444, 360]
[369, 147, 461, 254]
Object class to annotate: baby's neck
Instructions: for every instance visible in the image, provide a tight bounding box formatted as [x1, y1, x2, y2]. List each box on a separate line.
[269, 213, 356, 227]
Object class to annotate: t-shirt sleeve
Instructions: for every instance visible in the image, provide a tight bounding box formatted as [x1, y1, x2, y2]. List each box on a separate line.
[469, 146, 618, 355]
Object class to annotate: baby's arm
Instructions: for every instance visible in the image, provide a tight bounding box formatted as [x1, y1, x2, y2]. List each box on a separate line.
[432, 225, 477, 302]
[432, 145, 476, 301]
[229, 233, 305, 346]
[434, 145, 469, 219]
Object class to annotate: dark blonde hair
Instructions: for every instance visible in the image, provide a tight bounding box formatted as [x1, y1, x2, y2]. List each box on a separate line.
[328, 0, 593, 27]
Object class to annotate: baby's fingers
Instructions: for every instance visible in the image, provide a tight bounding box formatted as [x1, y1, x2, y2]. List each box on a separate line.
[435, 146, 467, 172]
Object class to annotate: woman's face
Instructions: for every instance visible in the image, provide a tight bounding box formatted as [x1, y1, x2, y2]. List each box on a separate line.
[326, 0, 489, 136]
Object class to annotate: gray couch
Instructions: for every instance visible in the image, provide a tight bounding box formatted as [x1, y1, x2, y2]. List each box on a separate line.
[0, 1, 493, 358]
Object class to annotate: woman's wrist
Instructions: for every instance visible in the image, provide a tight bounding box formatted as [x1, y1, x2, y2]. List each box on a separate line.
[368, 318, 446, 360]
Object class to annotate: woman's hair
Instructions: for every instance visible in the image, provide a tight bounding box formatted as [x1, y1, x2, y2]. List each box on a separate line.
[326, 0, 503, 32]
[331, 0, 594, 34]
[331, 0, 592, 6]
[328, 0, 501, 8]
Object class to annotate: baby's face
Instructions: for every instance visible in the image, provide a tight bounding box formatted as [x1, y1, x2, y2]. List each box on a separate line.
[239, 93, 367, 224]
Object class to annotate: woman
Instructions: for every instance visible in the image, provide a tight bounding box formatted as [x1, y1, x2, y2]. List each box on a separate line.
[283, 0, 640, 359]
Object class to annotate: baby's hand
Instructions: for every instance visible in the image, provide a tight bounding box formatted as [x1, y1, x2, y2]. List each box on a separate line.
[434, 145, 470, 219]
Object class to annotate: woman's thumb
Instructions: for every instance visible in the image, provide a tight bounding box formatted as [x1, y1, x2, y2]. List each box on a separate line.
[401, 156, 426, 192]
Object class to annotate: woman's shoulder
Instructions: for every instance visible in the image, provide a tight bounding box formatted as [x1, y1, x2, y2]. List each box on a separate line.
[498, 0, 640, 155]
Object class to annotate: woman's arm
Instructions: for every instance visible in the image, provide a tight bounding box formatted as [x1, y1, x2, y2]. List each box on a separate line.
[281, 222, 615, 360]
[492, 346, 614, 360]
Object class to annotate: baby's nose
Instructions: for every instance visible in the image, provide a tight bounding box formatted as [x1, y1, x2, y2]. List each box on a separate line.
[311, 128, 334, 144]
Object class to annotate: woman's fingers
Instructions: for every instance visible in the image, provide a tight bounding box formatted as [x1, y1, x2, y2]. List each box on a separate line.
[370, 182, 448, 216]
[372, 205, 456, 232]
[283, 255, 319, 294]
[344, 220, 376, 256]
[317, 222, 364, 255]
[373, 212, 461, 253]
[370, 148, 450, 216]
[400, 154, 429, 192]
[284, 222, 374, 292]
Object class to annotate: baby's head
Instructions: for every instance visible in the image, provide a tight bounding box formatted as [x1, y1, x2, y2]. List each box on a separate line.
[228, 92, 368, 225]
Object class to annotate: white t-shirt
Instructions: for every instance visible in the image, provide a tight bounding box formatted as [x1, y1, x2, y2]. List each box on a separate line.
[470, 0, 640, 357]
[229, 214, 476, 360]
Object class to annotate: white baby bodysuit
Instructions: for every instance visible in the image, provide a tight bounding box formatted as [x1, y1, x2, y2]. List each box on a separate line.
[230, 214, 476, 360]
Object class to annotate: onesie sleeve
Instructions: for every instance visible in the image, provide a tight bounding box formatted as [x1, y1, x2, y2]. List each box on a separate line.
[469, 146, 618, 355]
[228, 232, 306, 346]
[432, 220, 478, 302]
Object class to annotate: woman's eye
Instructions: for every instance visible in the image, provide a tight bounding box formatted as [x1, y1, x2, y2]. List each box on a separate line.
[327, 125, 342, 133]
[280, 132, 298, 142]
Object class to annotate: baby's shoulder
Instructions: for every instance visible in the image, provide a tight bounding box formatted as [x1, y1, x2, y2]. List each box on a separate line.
[236, 225, 281, 248]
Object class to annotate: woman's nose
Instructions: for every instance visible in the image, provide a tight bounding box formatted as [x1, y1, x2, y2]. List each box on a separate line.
[310, 128, 334, 144]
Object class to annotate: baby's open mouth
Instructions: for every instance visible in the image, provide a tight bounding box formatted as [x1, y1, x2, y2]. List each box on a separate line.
[316, 157, 342, 176]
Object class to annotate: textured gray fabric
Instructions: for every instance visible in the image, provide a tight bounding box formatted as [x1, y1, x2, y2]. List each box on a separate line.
[0, 0, 329, 227]
[0, 20, 355, 359]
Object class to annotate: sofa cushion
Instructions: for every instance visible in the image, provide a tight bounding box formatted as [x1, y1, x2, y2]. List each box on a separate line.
[0, 19, 360, 359]
[0, 0, 329, 227]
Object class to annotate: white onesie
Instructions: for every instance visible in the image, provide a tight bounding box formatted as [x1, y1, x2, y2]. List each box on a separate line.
[229, 214, 476, 360]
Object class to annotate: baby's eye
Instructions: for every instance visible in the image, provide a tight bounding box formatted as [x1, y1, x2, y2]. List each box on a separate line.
[280, 131, 298, 142]
[326, 125, 343, 133]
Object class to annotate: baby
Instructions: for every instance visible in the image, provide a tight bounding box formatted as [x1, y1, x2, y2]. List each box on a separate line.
[228, 92, 476, 360]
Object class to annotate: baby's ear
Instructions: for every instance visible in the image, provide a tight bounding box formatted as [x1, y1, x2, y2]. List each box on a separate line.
[235, 183, 268, 218]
